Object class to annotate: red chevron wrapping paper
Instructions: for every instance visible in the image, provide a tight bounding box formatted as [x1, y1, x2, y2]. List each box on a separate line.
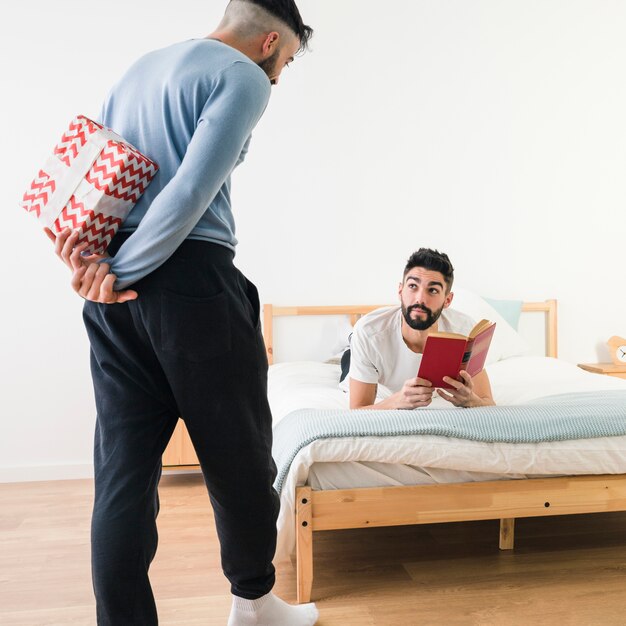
[20, 115, 158, 254]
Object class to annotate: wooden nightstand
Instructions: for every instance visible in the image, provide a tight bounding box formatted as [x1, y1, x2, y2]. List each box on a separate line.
[578, 363, 626, 380]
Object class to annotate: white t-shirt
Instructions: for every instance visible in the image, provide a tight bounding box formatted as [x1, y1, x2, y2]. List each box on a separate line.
[346, 306, 475, 394]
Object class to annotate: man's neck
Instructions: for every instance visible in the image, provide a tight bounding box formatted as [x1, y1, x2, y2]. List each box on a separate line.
[401, 319, 439, 354]
[206, 31, 261, 63]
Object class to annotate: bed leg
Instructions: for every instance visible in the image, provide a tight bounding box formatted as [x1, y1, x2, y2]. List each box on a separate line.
[499, 517, 515, 550]
[295, 486, 314, 603]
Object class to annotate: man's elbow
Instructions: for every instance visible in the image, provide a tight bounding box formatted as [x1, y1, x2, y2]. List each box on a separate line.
[349, 396, 368, 410]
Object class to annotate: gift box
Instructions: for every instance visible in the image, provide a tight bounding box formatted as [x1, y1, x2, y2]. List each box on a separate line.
[21, 115, 158, 254]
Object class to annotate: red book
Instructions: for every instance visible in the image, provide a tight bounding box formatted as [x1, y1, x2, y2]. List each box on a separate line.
[417, 320, 496, 389]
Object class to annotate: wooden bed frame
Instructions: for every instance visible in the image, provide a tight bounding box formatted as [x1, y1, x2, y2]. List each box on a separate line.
[262, 301, 626, 603]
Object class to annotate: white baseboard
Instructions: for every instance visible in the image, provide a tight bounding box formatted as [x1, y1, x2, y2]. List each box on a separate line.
[0, 463, 94, 484]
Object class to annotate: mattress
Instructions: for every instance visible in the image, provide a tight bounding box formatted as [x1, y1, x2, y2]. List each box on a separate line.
[268, 357, 626, 560]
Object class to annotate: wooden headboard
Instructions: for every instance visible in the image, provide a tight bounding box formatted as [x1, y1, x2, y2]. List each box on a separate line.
[262, 300, 558, 365]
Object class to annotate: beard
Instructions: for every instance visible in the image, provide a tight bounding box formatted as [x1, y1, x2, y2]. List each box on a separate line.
[401, 301, 445, 331]
[257, 49, 280, 82]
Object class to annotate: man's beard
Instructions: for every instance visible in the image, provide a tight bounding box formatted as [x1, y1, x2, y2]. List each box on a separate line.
[401, 302, 445, 330]
[257, 49, 280, 82]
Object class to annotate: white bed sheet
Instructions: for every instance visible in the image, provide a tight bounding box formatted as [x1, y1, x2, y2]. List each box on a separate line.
[269, 357, 626, 561]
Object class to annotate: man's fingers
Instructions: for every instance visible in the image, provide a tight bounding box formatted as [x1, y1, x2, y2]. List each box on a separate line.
[43, 227, 56, 243]
[438, 389, 454, 400]
[52, 227, 81, 271]
[86, 264, 111, 301]
[404, 396, 433, 409]
[57, 228, 74, 252]
[116, 289, 139, 303]
[100, 274, 138, 304]
[442, 376, 465, 390]
[71, 266, 87, 293]
[54, 228, 70, 257]
[415, 377, 432, 387]
[82, 252, 110, 264]
[61, 230, 80, 264]
[69, 264, 137, 304]
[69, 243, 90, 272]
[404, 387, 433, 398]
[75, 262, 102, 300]
[443, 371, 473, 398]
[405, 377, 433, 388]
[99, 274, 119, 303]
[48, 228, 101, 275]
[79, 264, 100, 299]
[443, 386, 469, 401]
[459, 370, 473, 386]
[403, 393, 433, 407]
[437, 389, 460, 406]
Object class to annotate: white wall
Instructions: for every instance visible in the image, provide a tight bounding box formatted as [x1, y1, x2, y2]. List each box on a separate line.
[2, 1, 625, 482]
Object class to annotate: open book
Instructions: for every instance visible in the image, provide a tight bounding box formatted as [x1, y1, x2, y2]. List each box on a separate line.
[417, 320, 496, 389]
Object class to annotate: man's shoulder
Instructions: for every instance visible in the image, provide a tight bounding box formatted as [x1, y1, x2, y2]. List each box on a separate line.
[353, 306, 400, 340]
[137, 39, 269, 89]
[348, 307, 399, 381]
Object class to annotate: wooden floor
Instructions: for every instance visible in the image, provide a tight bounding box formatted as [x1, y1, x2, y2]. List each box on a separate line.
[1, 474, 626, 625]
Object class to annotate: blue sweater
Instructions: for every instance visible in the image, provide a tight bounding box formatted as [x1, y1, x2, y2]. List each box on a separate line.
[99, 39, 271, 288]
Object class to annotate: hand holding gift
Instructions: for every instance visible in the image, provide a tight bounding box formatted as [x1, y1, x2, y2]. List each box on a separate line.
[44, 227, 110, 270]
[21, 115, 157, 303]
[21, 115, 158, 255]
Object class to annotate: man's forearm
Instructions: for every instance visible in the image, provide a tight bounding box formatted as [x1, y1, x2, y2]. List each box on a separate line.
[351, 397, 394, 411]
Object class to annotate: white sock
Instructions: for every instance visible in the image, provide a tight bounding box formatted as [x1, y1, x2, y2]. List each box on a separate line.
[227, 592, 319, 626]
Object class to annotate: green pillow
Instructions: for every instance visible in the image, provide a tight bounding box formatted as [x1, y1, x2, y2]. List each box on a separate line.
[482, 297, 523, 331]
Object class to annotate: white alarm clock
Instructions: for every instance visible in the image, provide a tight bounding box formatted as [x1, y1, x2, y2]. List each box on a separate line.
[607, 336, 626, 365]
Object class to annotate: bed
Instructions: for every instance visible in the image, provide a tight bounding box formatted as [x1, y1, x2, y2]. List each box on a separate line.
[262, 296, 626, 603]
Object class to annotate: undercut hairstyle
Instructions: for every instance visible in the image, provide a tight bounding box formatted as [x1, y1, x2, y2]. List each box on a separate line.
[225, 0, 313, 52]
[403, 248, 455, 291]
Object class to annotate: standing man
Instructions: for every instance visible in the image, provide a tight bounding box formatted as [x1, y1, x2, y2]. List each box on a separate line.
[47, 1, 318, 624]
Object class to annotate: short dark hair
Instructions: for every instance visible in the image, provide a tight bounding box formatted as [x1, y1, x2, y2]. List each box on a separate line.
[236, 0, 313, 52]
[403, 248, 455, 291]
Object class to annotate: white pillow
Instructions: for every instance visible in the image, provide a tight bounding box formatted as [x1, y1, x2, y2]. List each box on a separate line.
[324, 315, 354, 364]
[448, 288, 529, 365]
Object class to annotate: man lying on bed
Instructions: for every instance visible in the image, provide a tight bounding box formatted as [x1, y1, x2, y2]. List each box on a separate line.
[342, 248, 496, 409]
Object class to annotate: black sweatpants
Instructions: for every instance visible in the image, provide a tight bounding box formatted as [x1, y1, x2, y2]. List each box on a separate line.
[83, 237, 279, 625]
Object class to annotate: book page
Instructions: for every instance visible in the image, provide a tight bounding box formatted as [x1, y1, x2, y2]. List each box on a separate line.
[466, 323, 496, 377]
[468, 319, 493, 339]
